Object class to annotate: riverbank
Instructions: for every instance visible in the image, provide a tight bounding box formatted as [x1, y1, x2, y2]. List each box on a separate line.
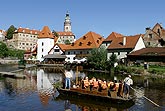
[0, 58, 19, 64]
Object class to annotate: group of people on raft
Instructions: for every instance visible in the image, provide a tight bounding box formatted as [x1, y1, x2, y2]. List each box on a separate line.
[64, 69, 133, 99]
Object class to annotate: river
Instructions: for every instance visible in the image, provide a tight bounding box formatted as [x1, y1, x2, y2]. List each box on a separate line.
[0, 65, 164, 111]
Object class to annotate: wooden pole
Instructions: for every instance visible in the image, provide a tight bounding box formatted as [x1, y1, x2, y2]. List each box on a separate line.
[130, 86, 161, 107]
[76, 66, 78, 85]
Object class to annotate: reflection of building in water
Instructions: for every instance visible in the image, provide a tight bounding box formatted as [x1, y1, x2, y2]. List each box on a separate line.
[37, 68, 63, 105]
[4, 77, 37, 94]
[0, 81, 5, 92]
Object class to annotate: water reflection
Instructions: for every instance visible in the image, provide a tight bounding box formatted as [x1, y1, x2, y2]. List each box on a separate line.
[0, 67, 164, 111]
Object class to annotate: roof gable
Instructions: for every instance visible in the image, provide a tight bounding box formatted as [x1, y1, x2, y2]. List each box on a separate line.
[108, 34, 141, 49]
[66, 31, 104, 50]
[104, 32, 123, 42]
[38, 26, 54, 39]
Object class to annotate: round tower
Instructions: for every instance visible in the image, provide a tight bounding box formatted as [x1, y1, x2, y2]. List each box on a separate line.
[64, 11, 71, 32]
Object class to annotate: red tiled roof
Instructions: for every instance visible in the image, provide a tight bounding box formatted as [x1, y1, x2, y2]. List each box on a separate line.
[38, 26, 54, 39]
[128, 47, 165, 56]
[57, 32, 74, 36]
[0, 30, 6, 35]
[65, 31, 104, 50]
[108, 34, 141, 49]
[104, 32, 123, 42]
[15, 27, 40, 35]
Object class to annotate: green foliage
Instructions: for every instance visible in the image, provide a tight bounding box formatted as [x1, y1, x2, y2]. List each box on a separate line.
[87, 46, 107, 70]
[52, 30, 59, 37]
[106, 54, 118, 70]
[8, 48, 24, 59]
[53, 81, 62, 88]
[6, 25, 17, 39]
[0, 42, 8, 58]
[65, 40, 71, 45]
[0, 41, 24, 59]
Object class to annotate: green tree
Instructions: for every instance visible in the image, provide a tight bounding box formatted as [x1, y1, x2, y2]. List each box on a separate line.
[65, 40, 71, 45]
[87, 46, 107, 70]
[0, 42, 8, 58]
[52, 30, 59, 37]
[6, 25, 17, 39]
[106, 53, 118, 70]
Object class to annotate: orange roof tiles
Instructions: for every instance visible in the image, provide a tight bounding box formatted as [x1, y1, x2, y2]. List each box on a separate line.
[66, 31, 104, 50]
[57, 31, 74, 36]
[108, 34, 141, 49]
[15, 27, 40, 35]
[104, 32, 123, 42]
[38, 26, 54, 39]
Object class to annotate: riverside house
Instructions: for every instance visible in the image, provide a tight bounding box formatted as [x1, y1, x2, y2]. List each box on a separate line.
[101, 32, 145, 63]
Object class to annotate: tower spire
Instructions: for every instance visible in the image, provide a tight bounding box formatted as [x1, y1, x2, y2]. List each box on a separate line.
[64, 11, 71, 32]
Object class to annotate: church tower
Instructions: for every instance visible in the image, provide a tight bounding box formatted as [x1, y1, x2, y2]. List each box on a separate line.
[64, 11, 71, 32]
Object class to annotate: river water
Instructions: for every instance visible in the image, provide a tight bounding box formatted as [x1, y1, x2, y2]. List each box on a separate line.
[0, 65, 164, 111]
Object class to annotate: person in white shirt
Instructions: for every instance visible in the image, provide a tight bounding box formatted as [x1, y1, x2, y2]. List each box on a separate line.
[65, 69, 72, 89]
[123, 75, 133, 99]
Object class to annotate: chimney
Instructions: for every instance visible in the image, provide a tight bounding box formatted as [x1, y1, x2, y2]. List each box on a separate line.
[145, 27, 150, 32]
[123, 37, 126, 46]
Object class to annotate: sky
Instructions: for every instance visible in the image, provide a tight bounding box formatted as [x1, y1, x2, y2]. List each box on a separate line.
[1, 0, 165, 39]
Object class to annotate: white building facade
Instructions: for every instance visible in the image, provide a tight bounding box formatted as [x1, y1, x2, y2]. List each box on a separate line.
[37, 26, 54, 62]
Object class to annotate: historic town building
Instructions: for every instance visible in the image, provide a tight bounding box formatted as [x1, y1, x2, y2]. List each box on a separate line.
[102, 32, 145, 62]
[56, 12, 75, 44]
[64, 31, 104, 63]
[143, 23, 165, 47]
[8, 27, 39, 50]
[37, 26, 55, 62]
[0, 29, 6, 41]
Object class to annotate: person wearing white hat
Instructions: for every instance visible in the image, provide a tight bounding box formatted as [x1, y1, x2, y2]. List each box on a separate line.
[123, 75, 133, 99]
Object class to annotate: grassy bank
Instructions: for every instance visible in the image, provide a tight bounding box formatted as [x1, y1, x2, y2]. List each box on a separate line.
[114, 65, 165, 76]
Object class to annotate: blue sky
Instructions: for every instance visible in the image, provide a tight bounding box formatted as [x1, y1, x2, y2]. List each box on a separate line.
[1, 0, 165, 38]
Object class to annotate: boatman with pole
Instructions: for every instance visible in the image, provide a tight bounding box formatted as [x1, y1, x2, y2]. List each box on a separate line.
[123, 75, 133, 99]
[64, 69, 72, 89]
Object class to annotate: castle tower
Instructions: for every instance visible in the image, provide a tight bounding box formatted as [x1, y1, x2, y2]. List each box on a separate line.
[64, 11, 71, 32]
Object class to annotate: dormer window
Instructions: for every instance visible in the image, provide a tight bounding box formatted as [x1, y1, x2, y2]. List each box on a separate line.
[79, 42, 82, 46]
[98, 37, 102, 40]
[42, 33, 44, 35]
[71, 43, 74, 46]
[87, 41, 92, 46]
[83, 36, 87, 40]
[97, 40, 99, 44]
[149, 34, 152, 38]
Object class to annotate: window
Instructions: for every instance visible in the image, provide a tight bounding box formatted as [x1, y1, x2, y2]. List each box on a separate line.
[42, 55, 43, 58]
[68, 52, 70, 55]
[118, 52, 120, 55]
[54, 49, 60, 52]
[42, 42, 44, 46]
[149, 34, 152, 38]
[148, 42, 150, 46]
[42, 48, 44, 52]
[74, 51, 75, 54]
[80, 51, 82, 54]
